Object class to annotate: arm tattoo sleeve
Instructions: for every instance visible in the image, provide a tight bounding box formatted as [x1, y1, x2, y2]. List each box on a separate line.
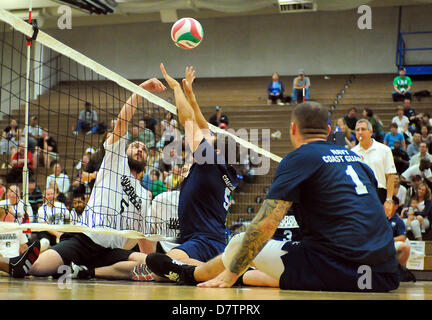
[228, 199, 291, 274]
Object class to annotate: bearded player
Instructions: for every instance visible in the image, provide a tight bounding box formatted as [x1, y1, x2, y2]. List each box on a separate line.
[20, 78, 166, 280]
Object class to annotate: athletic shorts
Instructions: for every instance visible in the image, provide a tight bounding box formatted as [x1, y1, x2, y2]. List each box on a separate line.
[51, 233, 135, 268]
[175, 234, 226, 262]
[277, 241, 400, 292]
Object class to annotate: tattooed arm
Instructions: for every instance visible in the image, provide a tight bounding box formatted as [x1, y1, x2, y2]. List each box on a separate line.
[198, 199, 292, 288]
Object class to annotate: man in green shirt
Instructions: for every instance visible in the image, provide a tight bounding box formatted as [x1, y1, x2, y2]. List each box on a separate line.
[392, 67, 412, 102]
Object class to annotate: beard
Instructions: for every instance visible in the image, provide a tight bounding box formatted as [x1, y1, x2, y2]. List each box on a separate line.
[128, 156, 147, 173]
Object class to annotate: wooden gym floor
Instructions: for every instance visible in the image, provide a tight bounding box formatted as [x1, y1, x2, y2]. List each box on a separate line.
[0, 276, 431, 300]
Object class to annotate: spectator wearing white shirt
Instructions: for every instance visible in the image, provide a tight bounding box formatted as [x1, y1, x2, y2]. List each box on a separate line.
[46, 161, 70, 195]
[352, 119, 396, 217]
[401, 159, 432, 184]
[0, 185, 33, 224]
[392, 106, 410, 135]
[407, 133, 421, 158]
[394, 174, 407, 207]
[409, 142, 432, 167]
[34, 188, 70, 251]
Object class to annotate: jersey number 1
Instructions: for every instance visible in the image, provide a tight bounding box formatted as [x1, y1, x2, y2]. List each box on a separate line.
[345, 165, 368, 195]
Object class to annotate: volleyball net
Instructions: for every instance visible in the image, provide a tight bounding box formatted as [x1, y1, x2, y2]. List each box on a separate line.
[0, 7, 281, 242]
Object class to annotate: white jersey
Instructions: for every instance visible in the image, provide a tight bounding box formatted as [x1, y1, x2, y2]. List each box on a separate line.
[148, 190, 180, 239]
[82, 135, 151, 249]
[0, 230, 28, 258]
[0, 199, 33, 224]
[37, 201, 70, 224]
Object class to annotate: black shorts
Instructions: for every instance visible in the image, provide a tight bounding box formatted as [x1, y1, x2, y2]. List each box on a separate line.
[268, 94, 283, 102]
[51, 233, 135, 268]
[33, 231, 57, 246]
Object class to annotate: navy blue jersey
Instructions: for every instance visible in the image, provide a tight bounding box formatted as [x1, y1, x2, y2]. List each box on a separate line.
[266, 140, 398, 272]
[388, 215, 406, 238]
[273, 206, 302, 242]
[178, 139, 239, 244]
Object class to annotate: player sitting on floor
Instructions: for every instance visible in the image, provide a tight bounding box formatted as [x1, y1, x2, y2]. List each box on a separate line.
[17, 78, 166, 280]
[0, 207, 41, 278]
[146, 102, 400, 292]
[133, 65, 239, 282]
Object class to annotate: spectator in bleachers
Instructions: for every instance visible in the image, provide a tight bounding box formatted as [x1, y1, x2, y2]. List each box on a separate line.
[33, 130, 58, 169]
[407, 133, 421, 158]
[392, 140, 410, 175]
[138, 119, 155, 148]
[420, 125, 432, 147]
[33, 188, 70, 251]
[422, 113, 432, 129]
[384, 123, 406, 150]
[292, 69, 310, 104]
[23, 116, 42, 152]
[335, 118, 356, 149]
[409, 142, 432, 167]
[267, 72, 285, 105]
[46, 161, 70, 195]
[165, 164, 181, 190]
[362, 108, 384, 143]
[209, 106, 229, 128]
[28, 176, 43, 222]
[141, 110, 159, 137]
[71, 154, 91, 197]
[392, 67, 412, 102]
[401, 159, 432, 185]
[6, 142, 34, 184]
[394, 174, 407, 207]
[406, 182, 431, 240]
[406, 174, 422, 203]
[149, 169, 167, 198]
[403, 98, 421, 133]
[161, 112, 178, 143]
[73, 102, 98, 136]
[70, 193, 87, 224]
[0, 176, 6, 200]
[0, 118, 22, 168]
[388, 196, 411, 268]
[0, 185, 33, 224]
[147, 146, 161, 173]
[75, 148, 95, 171]
[128, 126, 142, 142]
[343, 107, 358, 131]
[392, 106, 410, 136]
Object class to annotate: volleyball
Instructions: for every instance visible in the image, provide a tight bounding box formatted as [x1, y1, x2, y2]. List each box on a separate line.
[171, 18, 204, 50]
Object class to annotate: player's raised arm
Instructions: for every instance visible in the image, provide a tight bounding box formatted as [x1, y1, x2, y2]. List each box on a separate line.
[182, 67, 212, 142]
[108, 78, 166, 145]
[160, 63, 204, 153]
[199, 199, 292, 288]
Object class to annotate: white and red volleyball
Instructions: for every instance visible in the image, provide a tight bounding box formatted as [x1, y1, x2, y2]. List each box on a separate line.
[171, 18, 204, 50]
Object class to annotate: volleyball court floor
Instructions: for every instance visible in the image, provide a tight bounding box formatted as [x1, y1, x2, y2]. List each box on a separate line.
[0, 275, 431, 300]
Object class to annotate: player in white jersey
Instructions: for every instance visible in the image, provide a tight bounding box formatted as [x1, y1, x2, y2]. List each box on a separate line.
[0, 208, 41, 278]
[26, 78, 166, 280]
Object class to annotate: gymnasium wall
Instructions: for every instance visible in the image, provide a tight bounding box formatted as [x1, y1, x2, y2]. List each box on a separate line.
[33, 4, 432, 80]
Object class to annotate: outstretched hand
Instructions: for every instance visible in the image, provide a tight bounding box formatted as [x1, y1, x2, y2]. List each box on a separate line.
[182, 66, 196, 96]
[160, 63, 180, 89]
[197, 269, 239, 288]
[140, 78, 166, 92]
